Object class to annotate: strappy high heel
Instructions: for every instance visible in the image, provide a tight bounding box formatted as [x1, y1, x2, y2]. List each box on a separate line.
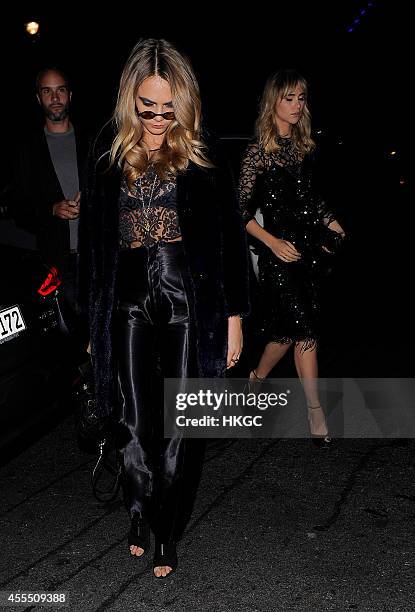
[250, 369, 266, 382]
[307, 405, 332, 448]
[128, 513, 150, 556]
[245, 370, 266, 394]
[153, 539, 178, 578]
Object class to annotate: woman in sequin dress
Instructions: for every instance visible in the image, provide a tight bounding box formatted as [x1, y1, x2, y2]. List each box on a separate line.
[238, 69, 345, 444]
[82, 39, 249, 578]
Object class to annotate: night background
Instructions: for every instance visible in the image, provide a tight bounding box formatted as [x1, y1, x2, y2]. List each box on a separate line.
[3, 0, 411, 373]
[2, 2, 411, 139]
[1, 4, 415, 610]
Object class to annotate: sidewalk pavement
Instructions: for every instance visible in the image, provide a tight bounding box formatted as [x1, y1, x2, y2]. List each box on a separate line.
[1, 416, 415, 611]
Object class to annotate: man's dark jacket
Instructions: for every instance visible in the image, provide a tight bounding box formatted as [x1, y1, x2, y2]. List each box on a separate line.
[12, 125, 89, 270]
[79, 127, 251, 418]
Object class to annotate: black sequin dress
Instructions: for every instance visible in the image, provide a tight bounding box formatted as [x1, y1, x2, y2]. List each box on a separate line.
[238, 137, 337, 350]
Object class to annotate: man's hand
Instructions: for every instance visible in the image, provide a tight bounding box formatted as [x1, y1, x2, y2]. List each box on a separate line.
[52, 192, 80, 220]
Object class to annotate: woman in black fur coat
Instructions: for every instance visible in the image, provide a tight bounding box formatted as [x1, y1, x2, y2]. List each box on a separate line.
[81, 39, 249, 578]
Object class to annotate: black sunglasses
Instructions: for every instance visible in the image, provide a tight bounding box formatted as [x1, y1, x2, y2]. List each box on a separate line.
[138, 111, 175, 120]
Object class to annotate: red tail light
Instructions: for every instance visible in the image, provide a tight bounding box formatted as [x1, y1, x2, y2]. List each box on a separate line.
[37, 266, 62, 296]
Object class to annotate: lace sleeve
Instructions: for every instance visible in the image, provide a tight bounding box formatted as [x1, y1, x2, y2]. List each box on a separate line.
[237, 142, 265, 225]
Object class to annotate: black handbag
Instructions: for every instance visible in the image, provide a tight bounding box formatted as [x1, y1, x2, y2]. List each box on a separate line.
[319, 225, 345, 255]
[73, 358, 122, 502]
[74, 359, 109, 443]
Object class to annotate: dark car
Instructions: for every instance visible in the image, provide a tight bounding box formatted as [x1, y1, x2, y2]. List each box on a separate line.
[0, 244, 74, 462]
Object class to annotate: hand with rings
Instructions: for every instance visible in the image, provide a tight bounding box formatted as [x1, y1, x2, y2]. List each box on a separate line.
[269, 236, 301, 263]
[227, 316, 243, 369]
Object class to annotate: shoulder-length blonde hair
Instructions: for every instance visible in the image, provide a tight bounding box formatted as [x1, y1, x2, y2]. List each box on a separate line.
[110, 38, 212, 186]
[256, 69, 315, 156]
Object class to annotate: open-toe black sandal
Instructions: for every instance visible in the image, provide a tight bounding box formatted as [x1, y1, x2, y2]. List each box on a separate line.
[307, 405, 332, 448]
[128, 513, 150, 556]
[153, 540, 178, 578]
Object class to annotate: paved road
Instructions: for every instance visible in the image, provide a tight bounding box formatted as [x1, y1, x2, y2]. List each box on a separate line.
[1, 414, 415, 612]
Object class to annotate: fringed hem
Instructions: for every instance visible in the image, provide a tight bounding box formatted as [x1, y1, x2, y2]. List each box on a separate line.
[266, 336, 317, 353]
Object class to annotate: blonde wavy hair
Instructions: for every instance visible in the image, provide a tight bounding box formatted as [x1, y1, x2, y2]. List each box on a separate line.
[110, 38, 212, 187]
[256, 69, 315, 156]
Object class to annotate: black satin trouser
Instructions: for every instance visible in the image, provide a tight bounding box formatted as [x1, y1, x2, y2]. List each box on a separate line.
[117, 241, 204, 543]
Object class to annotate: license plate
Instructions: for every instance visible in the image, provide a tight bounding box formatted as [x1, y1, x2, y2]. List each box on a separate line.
[0, 305, 27, 344]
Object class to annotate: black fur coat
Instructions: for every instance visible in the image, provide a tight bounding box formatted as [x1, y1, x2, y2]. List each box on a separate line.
[79, 131, 250, 417]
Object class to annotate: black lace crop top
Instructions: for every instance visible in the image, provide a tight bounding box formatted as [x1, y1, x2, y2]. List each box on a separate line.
[119, 165, 181, 249]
